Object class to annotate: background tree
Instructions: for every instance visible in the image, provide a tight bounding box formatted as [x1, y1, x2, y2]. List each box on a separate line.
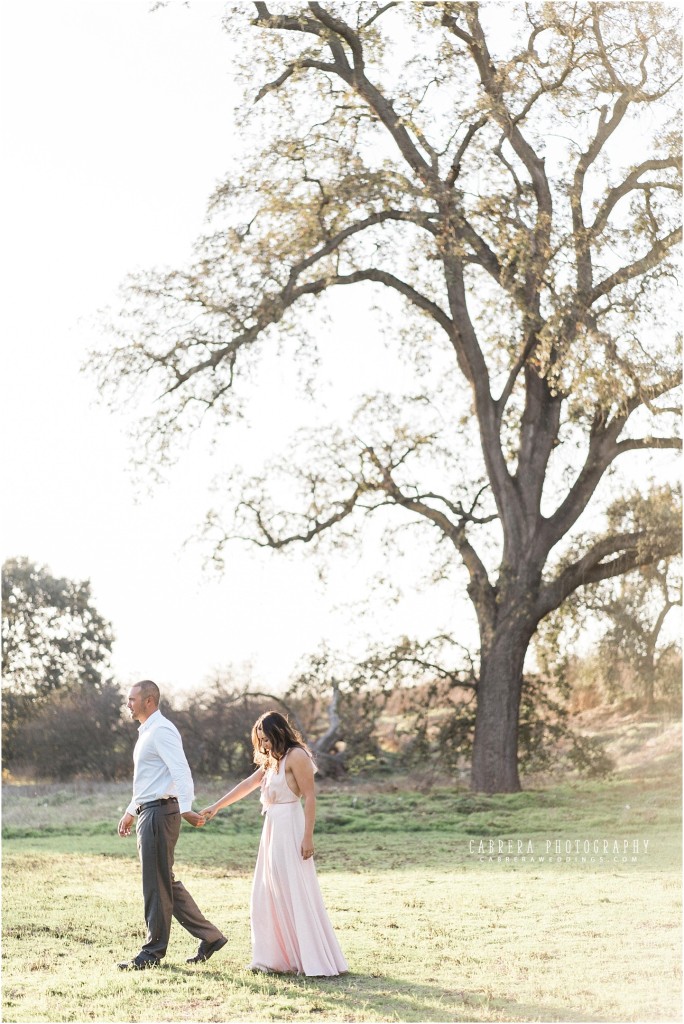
[283, 633, 614, 782]
[592, 562, 681, 712]
[536, 567, 681, 718]
[588, 488, 682, 711]
[2, 557, 117, 768]
[165, 675, 306, 778]
[14, 684, 131, 781]
[92, 2, 681, 792]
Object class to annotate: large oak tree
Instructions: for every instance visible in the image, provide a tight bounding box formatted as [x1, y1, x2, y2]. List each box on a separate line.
[93, 2, 681, 791]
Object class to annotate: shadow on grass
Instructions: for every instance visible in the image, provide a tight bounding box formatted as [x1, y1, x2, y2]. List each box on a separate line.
[162, 963, 614, 1023]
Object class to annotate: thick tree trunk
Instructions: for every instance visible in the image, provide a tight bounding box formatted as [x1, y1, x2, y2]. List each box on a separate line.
[470, 614, 535, 793]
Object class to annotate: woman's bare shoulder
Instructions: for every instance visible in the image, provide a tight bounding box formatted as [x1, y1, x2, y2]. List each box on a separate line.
[287, 745, 312, 764]
[286, 745, 313, 770]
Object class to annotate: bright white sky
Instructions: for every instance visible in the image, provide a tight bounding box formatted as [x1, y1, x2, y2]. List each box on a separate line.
[0, 0, 466, 696]
[1, 1, 679, 699]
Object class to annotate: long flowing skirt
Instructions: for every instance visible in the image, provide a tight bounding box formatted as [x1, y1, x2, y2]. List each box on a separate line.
[249, 801, 348, 977]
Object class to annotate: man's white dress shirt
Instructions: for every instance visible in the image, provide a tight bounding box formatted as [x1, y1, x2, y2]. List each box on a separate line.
[126, 710, 195, 816]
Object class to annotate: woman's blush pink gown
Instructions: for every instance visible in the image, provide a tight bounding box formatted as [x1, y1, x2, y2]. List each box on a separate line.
[249, 750, 348, 977]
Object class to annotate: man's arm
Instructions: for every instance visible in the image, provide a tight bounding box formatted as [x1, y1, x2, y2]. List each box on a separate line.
[156, 721, 204, 826]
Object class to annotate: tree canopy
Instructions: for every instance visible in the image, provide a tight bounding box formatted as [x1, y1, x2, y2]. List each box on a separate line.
[2, 557, 116, 763]
[91, 2, 681, 791]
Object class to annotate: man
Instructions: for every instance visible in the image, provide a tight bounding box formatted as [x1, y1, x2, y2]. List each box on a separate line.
[117, 679, 227, 969]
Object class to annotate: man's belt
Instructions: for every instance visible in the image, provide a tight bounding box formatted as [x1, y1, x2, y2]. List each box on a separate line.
[135, 796, 178, 814]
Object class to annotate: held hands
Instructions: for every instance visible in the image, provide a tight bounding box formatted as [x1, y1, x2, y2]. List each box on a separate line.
[117, 810, 207, 833]
[199, 803, 219, 822]
[182, 811, 206, 828]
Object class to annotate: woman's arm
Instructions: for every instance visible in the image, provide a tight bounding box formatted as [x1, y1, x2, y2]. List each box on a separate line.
[288, 748, 316, 859]
[200, 767, 264, 820]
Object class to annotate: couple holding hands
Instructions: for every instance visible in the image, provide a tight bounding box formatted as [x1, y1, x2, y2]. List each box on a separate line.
[117, 680, 347, 977]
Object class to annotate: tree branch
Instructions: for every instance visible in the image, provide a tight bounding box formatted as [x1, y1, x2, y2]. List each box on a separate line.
[541, 371, 681, 552]
[361, 2, 400, 30]
[415, 489, 498, 526]
[254, 59, 338, 102]
[572, 93, 631, 295]
[238, 484, 367, 549]
[591, 227, 682, 302]
[591, 158, 680, 238]
[614, 436, 682, 455]
[537, 529, 682, 620]
[288, 208, 439, 282]
[255, 2, 436, 185]
[320, 268, 454, 335]
[309, 2, 365, 70]
[362, 446, 497, 636]
[496, 332, 541, 413]
[446, 116, 487, 188]
[455, 6, 554, 301]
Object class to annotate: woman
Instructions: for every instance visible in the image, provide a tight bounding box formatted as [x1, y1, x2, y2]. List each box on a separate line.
[201, 711, 348, 977]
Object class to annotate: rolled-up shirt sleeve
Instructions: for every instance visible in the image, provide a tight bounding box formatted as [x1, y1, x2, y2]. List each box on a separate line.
[154, 722, 195, 813]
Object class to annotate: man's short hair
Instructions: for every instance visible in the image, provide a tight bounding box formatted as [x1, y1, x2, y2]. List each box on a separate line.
[135, 680, 160, 706]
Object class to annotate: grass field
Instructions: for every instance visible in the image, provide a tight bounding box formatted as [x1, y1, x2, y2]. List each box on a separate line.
[2, 753, 681, 1023]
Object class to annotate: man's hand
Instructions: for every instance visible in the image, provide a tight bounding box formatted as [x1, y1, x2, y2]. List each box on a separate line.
[118, 812, 135, 837]
[182, 811, 206, 828]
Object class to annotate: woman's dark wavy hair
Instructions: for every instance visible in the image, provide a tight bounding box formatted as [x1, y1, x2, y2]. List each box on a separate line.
[252, 710, 314, 771]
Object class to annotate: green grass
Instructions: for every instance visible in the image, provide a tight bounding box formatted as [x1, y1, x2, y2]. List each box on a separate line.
[2, 758, 681, 1023]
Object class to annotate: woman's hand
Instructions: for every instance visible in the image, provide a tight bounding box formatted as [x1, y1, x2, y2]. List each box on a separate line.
[301, 835, 315, 860]
[289, 748, 316, 861]
[200, 803, 219, 821]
